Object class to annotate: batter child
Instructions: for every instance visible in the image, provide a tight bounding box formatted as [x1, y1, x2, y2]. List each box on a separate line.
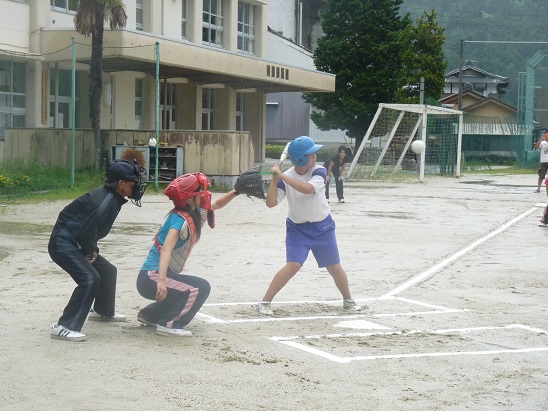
[256, 136, 362, 315]
[136, 173, 237, 336]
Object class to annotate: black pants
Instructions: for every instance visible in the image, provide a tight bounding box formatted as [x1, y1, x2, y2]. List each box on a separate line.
[325, 172, 344, 201]
[49, 247, 117, 332]
[137, 269, 210, 329]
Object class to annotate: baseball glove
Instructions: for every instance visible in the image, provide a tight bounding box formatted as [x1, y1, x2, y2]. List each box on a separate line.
[234, 166, 267, 199]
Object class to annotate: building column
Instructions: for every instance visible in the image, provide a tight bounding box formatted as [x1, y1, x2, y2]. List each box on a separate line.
[247, 91, 266, 163]
[216, 86, 236, 130]
[188, 0, 203, 44]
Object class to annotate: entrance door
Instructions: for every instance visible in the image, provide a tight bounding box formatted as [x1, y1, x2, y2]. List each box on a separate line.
[161, 106, 176, 129]
[161, 83, 176, 129]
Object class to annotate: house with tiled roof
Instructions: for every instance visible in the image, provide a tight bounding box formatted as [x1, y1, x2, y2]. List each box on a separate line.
[440, 63, 523, 162]
[443, 61, 510, 101]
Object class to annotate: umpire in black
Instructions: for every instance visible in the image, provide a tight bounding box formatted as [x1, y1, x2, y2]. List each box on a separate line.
[49, 160, 146, 342]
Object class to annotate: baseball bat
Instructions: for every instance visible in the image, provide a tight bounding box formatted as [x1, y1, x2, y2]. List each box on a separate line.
[272, 142, 290, 176]
[343, 134, 355, 156]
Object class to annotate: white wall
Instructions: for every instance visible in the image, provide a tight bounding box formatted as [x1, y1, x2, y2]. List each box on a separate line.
[0, 0, 30, 52]
[268, 0, 296, 41]
[267, 32, 315, 70]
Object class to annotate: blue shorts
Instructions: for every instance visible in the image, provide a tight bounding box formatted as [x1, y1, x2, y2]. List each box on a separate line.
[285, 215, 340, 268]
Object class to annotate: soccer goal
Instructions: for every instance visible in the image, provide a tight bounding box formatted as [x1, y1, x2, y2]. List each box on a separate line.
[346, 104, 463, 181]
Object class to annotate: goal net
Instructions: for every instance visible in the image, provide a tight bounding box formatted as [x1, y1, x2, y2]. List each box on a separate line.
[347, 104, 463, 181]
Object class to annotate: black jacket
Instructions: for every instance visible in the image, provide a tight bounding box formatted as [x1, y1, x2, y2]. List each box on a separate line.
[49, 186, 128, 256]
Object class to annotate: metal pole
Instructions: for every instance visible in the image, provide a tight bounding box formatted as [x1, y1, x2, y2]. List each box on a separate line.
[419, 106, 426, 182]
[458, 40, 464, 111]
[71, 37, 76, 188]
[155, 42, 160, 191]
[418, 77, 425, 181]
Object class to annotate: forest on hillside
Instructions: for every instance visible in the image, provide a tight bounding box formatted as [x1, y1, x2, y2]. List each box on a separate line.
[399, 0, 548, 107]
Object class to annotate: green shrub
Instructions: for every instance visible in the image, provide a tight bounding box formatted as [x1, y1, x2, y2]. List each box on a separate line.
[265, 144, 285, 158]
[0, 163, 104, 198]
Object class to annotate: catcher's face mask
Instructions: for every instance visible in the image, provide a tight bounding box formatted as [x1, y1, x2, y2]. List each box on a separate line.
[129, 163, 147, 207]
[164, 172, 212, 210]
[105, 159, 147, 207]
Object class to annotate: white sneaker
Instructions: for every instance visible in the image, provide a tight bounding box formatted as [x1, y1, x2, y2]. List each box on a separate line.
[156, 325, 192, 337]
[88, 309, 127, 322]
[539, 221, 547, 227]
[339, 198, 345, 203]
[256, 301, 273, 315]
[343, 299, 363, 311]
[50, 323, 87, 342]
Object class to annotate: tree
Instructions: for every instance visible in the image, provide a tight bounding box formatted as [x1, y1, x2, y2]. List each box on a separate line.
[395, 10, 447, 104]
[303, 0, 410, 147]
[74, 0, 127, 170]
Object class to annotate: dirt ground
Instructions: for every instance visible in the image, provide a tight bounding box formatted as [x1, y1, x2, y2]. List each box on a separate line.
[0, 172, 547, 410]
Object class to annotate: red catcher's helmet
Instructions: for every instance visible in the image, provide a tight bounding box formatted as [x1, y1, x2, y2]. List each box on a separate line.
[164, 172, 212, 210]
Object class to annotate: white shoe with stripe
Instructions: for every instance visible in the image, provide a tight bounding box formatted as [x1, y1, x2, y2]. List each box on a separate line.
[50, 323, 87, 342]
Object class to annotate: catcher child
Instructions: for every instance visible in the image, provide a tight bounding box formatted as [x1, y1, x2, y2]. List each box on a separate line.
[136, 173, 238, 336]
[256, 136, 362, 315]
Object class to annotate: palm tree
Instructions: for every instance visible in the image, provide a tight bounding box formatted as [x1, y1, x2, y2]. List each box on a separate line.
[74, 0, 127, 170]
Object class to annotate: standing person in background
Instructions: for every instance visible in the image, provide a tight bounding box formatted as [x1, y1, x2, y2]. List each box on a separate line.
[256, 136, 362, 316]
[539, 175, 548, 226]
[49, 160, 147, 342]
[323, 145, 352, 203]
[535, 131, 548, 193]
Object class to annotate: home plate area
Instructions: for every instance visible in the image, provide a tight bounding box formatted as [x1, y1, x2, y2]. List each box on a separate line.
[197, 298, 548, 363]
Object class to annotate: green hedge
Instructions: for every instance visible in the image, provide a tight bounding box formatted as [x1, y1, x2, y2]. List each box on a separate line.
[265, 144, 334, 163]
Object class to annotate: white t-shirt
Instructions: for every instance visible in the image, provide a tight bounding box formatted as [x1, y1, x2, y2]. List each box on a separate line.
[276, 165, 331, 224]
[540, 140, 548, 163]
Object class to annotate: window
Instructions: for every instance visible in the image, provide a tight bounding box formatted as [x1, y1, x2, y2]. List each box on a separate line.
[202, 88, 215, 130]
[135, 79, 143, 129]
[236, 93, 245, 131]
[136, 0, 144, 31]
[51, 0, 78, 13]
[160, 83, 177, 129]
[0, 60, 26, 139]
[49, 67, 81, 129]
[237, 2, 255, 54]
[202, 0, 223, 47]
[181, 0, 188, 39]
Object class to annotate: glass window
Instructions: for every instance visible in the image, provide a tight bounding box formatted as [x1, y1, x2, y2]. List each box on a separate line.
[12, 114, 25, 127]
[203, 0, 223, 47]
[0, 113, 7, 139]
[236, 93, 245, 131]
[51, 0, 78, 13]
[136, 0, 144, 31]
[0, 60, 26, 140]
[49, 67, 81, 129]
[237, 2, 255, 55]
[202, 88, 215, 130]
[135, 79, 143, 129]
[181, 0, 187, 39]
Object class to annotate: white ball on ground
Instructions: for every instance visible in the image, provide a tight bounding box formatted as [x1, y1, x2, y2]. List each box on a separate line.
[410, 140, 426, 154]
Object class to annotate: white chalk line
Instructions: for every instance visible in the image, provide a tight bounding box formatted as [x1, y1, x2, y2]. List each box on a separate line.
[381, 207, 537, 298]
[269, 324, 548, 363]
[197, 296, 465, 324]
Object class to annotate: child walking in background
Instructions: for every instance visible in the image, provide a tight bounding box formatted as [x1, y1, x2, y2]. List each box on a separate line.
[257, 136, 362, 316]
